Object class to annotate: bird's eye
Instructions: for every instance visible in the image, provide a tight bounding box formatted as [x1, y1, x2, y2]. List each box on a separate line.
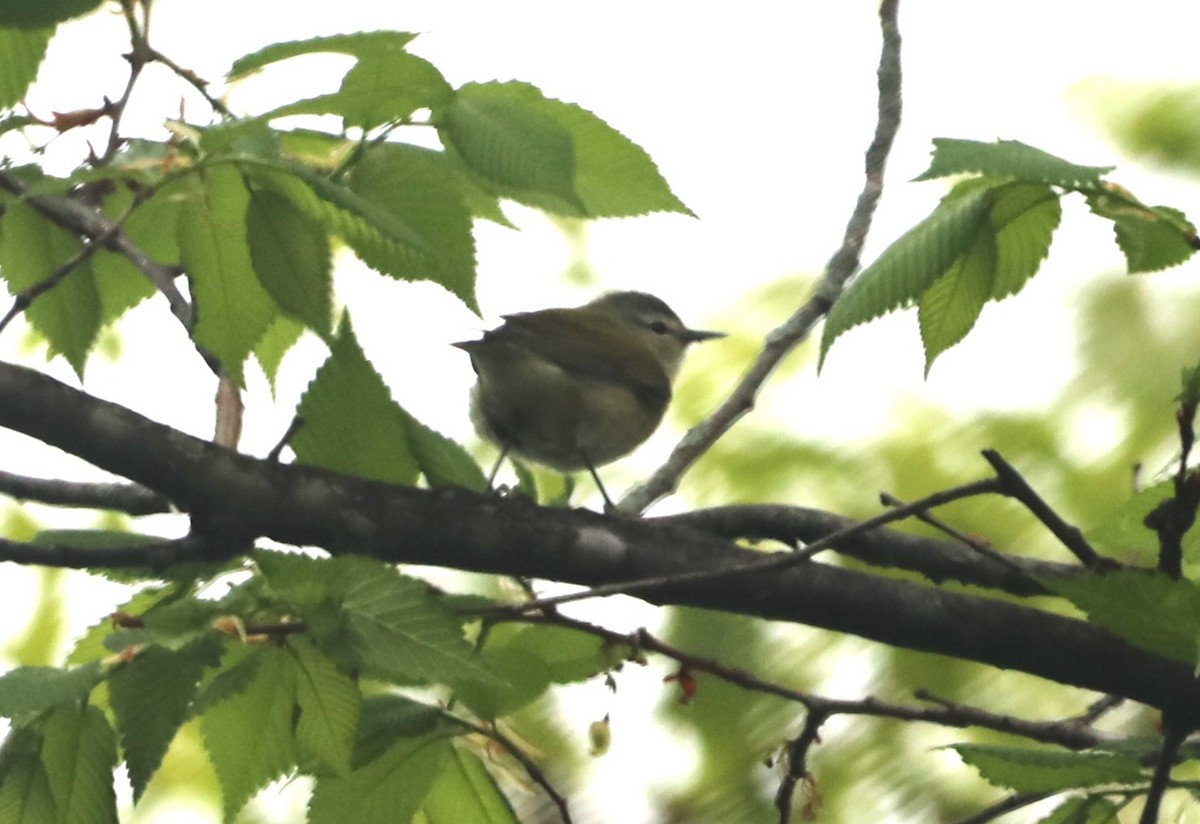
[648, 320, 670, 335]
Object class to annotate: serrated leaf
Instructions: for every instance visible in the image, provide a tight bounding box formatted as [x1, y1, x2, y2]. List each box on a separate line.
[951, 743, 1144, 793]
[256, 552, 497, 686]
[255, 313, 306, 391]
[916, 138, 1113, 188]
[819, 187, 994, 368]
[401, 409, 487, 491]
[447, 80, 690, 217]
[441, 82, 582, 214]
[351, 694, 444, 769]
[918, 228, 997, 373]
[989, 183, 1062, 298]
[228, 32, 420, 80]
[108, 639, 222, 800]
[200, 646, 295, 820]
[288, 637, 359, 775]
[245, 186, 332, 335]
[1112, 206, 1196, 273]
[0, 664, 103, 718]
[265, 50, 452, 130]
[66, 587, 178, 667]
[90, 183, 176, 326]
[0, 199, 101, 377]
[347, 144, 477, 311]
[0, 0, 102, 28]
[418, 745, 518, 824]
[1043, 570, 1200, 664]
[0, 746, 56, 824]
[39, 705, 118, 824]
[0, 26, 51, 107]
[291, 318, 419, 484]
[177, 165, 278, 385]
[308, 735, 451, 824]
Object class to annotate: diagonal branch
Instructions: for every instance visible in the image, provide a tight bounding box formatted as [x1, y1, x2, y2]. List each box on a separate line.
[619, 0, 905, 514]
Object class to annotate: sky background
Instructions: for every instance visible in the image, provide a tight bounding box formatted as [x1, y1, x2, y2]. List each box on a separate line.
[4, 2, 1200, 821]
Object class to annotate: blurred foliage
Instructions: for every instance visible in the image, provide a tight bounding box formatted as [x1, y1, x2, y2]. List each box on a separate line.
[651, 270, 1200, 821]
[1073, 79, 1200, 174]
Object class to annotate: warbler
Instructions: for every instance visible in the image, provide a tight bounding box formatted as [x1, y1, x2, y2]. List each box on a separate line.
[455, 291, 723, 506]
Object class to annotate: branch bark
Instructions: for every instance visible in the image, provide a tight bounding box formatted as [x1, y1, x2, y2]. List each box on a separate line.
[1, 359, 1199, 723]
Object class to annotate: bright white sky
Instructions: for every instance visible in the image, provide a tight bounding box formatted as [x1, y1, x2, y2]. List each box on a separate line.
[4, 1, 1200, 821]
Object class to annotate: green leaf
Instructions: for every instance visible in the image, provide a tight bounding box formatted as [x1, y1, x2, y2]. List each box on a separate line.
[455, 623, 624, 719]
[989, 183, 1062, 298]
[0, 0, 102, 28]
[440, 82, 582, 215]
[0, 26, 51, 107]
[90, 183, 176, 326]
[245, 186, 333, 335]
[950, 743, 1144, 793]
[1109, 204, 1195, 273]
[449, 80, 690, 217]
[401, 408, 487, 491]
[291, 318, 419, 484]
[308, 735, 452, 824]
[265, 49, 452, 130]
[1086, 480, 1200, 566]
[352, 694, 444, 769]
[0, 199, 101, 377]
[256, 552, 499, 686]
[66, 587, 178, 666]
[255, 313, 306, 391]
[0, 740, 56, 824]
[819, 186, 994, 367]
[287, 637, 360, 776]
[418, 745, 518, 824]
[915, 138, 1113, 189]
[39, 705, 118, 824]
[0, 664, 102, 718]
[1042, 569, 1200, 664]
[177, 165, 278, 384]
[200, 646, 296, 820]
[228, 32, 420, 80]
[1036, 796, 1120, 824]
[918, 228, 997, 373]
[346, 144, 477, 311]
[108, 639, 222, 800]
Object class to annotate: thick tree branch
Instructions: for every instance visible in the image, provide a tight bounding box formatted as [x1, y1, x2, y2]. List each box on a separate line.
[1, 360, 1200, 723]
[618, 0, 904, 514]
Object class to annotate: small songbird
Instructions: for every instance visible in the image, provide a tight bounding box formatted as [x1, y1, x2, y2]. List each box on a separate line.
[454, 291, 724, 506]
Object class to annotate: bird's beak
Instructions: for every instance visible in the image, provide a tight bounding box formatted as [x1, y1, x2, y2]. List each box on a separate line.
[680, 328, 726, 343]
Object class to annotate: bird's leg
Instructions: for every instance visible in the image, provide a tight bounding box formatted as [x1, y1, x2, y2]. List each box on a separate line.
[580, 452, 616, 513]
[485, 445, 511, 492]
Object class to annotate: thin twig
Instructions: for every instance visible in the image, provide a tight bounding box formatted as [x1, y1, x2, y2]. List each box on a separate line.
[982, 449, 1110, 570]
[879, 490, 1029, 575]
[952, 791, 1054, 824]
[618, 0, 904, 514]
[776, 709, 828, 824]
[444, 714, 573, 824]
[0, 235, 111, 337]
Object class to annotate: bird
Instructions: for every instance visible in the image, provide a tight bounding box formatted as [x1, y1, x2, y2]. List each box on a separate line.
[454, 290, 723, 508]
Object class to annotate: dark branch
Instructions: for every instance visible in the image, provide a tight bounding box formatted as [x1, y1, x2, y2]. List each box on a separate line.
[1141, 722, 1186, 824]
[3, 360, 1200, 721]
[0, 534, 241, 571]
[982, 449, 1111, 569]
[0, 470, 171, 515]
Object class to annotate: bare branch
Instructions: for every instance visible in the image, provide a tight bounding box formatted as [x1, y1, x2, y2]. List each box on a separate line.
[1140, 722, 1187, 824]
[619, 0, 905, 513]
[0, 470, 171, 515]
[3, 360, 1200, 716]
[982, 449, 1111, 569]
[0, 534, 241, 570]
